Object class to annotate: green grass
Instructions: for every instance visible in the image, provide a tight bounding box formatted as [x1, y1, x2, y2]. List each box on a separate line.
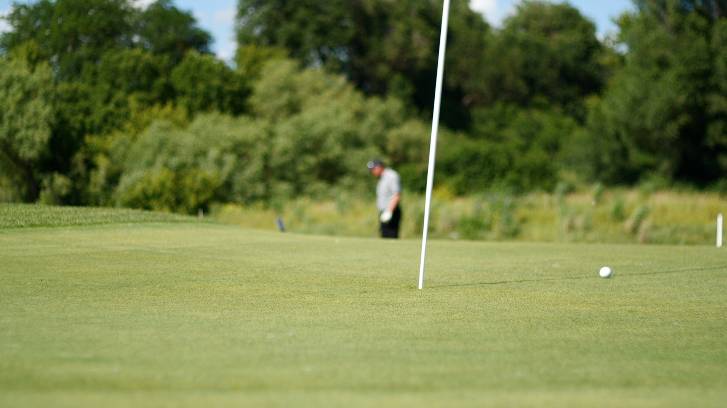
[0, 203, 195, 229]
[1, 206, 727, 406]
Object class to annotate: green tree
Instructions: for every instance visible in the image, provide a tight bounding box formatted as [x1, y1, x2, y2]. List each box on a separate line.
[171, 51, 249, 116]
[634, 0, 725, 20]
[1, 0, 135, 79]
[82, 49, 173, 132]
[135, 0, 212, 64]
[115, 114, 269, 212]
[236, 0, 490, 129]
[440, 104, 579, 193]
[80, 104, 189, 206]
[482, 1, 604, 119]
[37, 49, 176, 205]
[0, 0, 241, 207]
[250, 59, 379, 196]
[706, 15, 727, 173]
[587, 0, 726, 184]
[236, 0, 353, 69]
[235, 44, 288, 79]
[1, 0, 211, 75]
[0, 57, 54, 201]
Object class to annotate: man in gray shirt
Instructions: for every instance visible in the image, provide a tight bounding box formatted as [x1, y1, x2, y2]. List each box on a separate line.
[367, 159, 402, 239]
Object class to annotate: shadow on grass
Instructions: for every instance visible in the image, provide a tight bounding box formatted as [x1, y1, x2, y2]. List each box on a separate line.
[430, 264, 727, 289]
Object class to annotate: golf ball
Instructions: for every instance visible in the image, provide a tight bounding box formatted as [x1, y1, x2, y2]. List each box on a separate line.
[599, 266, 613, 278]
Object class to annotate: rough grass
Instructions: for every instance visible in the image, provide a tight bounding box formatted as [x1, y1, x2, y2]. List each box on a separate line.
[1, 206, 726, 406]
[0, 203, 195, 229]
[214, 188, 727, 245]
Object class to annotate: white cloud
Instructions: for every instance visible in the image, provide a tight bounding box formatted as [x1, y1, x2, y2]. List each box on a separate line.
[470, 0, 521, 27]
[133, 0, 155, 9]
[214, 7, 236, 25]
[130, 2, 237, 62]
[216, 37, 236, 62]
[469, 0, 497, 21]
[211, 8, 237, 61]
[499, 1, 521, 25]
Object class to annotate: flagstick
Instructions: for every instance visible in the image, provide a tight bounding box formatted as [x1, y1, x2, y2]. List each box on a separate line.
[418, 0, 451, 290]
[717, 214, 723, 248]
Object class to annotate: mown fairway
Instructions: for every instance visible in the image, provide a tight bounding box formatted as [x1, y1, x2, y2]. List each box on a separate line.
[1, 206, 726, 407]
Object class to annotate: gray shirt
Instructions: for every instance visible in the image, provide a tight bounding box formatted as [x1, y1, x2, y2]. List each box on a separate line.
[376, 168, 401, 211]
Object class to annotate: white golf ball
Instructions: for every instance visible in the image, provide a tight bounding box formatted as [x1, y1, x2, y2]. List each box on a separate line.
[599, 266, 613, 278]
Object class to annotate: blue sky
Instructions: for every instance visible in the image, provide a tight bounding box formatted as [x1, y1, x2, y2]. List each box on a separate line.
[1, 0, 634, 62]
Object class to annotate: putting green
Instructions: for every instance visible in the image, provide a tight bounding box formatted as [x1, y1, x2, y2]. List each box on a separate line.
[1, 206, 726, 407]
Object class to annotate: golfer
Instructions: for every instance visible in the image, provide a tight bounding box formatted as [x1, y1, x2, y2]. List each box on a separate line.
[367, 160, 402, 239]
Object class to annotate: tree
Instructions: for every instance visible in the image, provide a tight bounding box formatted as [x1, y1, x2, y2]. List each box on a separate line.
[0, 57, 54, 201]
[114, 115, 269, 212]
[708, 18, 727, 170]
[482, 1, 604, 119]
[0, 0, 231, 206]
[250, 59, 379, 196]
[586, 0, 726, 184]
[171, 51, 249, 116]
[1, 0, 211, 75]
[439, 104, 579, 193]
[236, 0, 490, 129]
[77, 49, 173, 134]
[345, 0, 491, 128]
[135, 0, 212, 64]
[235, 44, 288, 79]
[634, 0, 725, 21]
[0, 0, 135, 79]
[236, 0, 353, 69]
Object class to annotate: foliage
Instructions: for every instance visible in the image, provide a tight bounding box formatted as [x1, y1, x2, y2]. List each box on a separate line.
[481, 1, 605, 119]
[111, 60, 423, 211]
[171, 51, 248, 116]
[439, 105, 580, 194]
[236, 0, 491, 128]
[0, 57, 54, 201]
[252, 59, 379, 196]
[114, 115, 267, 213]
[0, 0, 725, 216]
[135, 0, 212, 64]
[0, 0, 223, 206]
[231, 0, 613, 197]
[0, 0, 136, 79]
[587, 0, 727, 185]
[236, 0, 353, 69]
[80, 48, 173, 133]
[234, 44, 288, 79]
[80, 103, 189, 206]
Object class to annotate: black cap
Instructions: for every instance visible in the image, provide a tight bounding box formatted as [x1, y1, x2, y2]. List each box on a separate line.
[367, 159, 384, 170]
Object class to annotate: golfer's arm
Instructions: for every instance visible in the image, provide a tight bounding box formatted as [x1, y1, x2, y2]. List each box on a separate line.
[387, 193, 400, 213]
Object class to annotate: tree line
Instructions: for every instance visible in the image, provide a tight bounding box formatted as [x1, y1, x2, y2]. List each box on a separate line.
[0, 0, 725, 213]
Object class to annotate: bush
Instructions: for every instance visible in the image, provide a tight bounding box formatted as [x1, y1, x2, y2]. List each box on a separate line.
[108, 60, 433, 212]
[39, 173, 72, 205]
[457, 200, 493, 240]
[116, 168, 220, 213]
[171, 51, 249, 116]
[114, 114, 269, 213]
[438, 105, 581, 194]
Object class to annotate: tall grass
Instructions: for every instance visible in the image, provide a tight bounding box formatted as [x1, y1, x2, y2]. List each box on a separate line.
[213, 188, 727, 245]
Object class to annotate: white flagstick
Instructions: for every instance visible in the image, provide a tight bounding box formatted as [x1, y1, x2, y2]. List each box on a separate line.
[418, 0, 451, 290]
[717, 214, 723, 248]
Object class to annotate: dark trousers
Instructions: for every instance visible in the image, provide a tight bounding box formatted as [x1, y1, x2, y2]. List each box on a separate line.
[380, 206, 402, 239]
